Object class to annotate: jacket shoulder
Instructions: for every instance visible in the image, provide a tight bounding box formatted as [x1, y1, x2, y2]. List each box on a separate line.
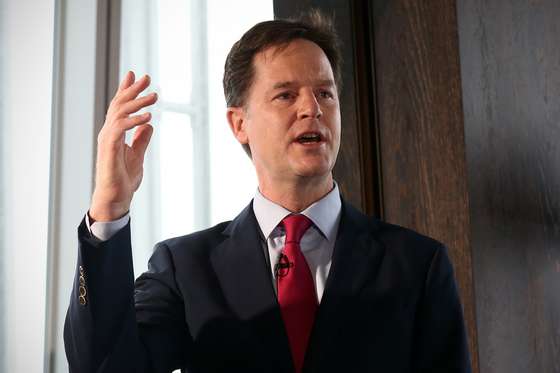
[344, 202, 445, 268]
[156, 221, 232, 254]
[374, 219, 445, 251]
[344, 201, 444, 250]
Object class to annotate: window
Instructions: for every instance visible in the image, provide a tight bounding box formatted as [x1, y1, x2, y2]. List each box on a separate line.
[120, 0, 273, 277]
[8, 2, 273, 372]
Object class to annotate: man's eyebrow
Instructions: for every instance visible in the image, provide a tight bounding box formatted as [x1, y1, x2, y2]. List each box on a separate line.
[271, 79, 335, 90]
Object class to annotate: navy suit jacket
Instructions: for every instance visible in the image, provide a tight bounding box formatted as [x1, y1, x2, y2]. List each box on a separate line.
[64, 200, 471, 372]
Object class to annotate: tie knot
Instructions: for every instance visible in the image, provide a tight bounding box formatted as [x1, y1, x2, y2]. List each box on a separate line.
[282, 214, 312, 243]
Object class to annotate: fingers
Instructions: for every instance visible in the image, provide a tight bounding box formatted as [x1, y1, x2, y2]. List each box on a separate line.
[107, 72, 157, 118]
[100, 71, 158, 146]
[114, 74, 152, 104]
[118, 71, 135, 92]
[102, 113, 153, 143]
[117, 112, 152, 132]
[116, 92, 158, 117]
[131, 124, 154, 158]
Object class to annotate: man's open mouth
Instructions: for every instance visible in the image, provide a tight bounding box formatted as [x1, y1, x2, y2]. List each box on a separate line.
[296, 132, 323, 144]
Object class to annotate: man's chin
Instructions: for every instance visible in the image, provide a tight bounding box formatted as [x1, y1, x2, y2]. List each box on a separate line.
[291, 162, 333, 180]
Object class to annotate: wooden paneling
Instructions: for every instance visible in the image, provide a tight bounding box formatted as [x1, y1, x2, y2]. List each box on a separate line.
[371, 1, 479, 371]
[457, 1, 560, 372]
[274, 0, 380, 214]
[274, 1, 480, 370]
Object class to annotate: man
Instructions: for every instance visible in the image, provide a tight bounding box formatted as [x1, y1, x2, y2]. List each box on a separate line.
[64, 12, 471, 373]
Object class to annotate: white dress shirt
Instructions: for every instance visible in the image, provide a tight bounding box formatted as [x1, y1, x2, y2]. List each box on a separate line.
[87, 184, 342, 303]
[252, 184, 341, 303]
[86, 212, 130, 240]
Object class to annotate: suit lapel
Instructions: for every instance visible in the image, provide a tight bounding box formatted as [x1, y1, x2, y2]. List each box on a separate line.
[304, 201, 386, 371]
[210, 202, 294, 371]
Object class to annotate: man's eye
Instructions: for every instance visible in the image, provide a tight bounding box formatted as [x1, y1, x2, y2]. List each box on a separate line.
[318, 90, 334, 99]
[275, 92, 294, 100]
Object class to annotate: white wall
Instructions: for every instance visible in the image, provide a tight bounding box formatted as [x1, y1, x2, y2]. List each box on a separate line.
[0, 0, 55, 371]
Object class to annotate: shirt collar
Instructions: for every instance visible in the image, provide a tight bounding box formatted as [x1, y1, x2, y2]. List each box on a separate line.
[252, 182, 342, 242]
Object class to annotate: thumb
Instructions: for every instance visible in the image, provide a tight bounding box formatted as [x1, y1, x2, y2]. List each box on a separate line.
[131, 124, 154, 159]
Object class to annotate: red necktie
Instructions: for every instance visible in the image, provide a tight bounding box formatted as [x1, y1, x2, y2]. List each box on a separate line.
[277, 214, 317, 373]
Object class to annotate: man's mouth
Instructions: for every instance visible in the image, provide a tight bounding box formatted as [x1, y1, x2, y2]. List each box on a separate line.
[296, 132, 323, 144]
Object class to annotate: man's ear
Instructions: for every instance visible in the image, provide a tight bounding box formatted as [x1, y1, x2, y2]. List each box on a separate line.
[227, 107, 249, 145]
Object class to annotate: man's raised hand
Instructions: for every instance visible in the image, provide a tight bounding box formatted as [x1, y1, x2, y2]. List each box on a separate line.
[89, 71, 158, 222]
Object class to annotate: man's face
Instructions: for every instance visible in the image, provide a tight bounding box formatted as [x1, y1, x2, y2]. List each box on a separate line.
[230, 39, 341, 186]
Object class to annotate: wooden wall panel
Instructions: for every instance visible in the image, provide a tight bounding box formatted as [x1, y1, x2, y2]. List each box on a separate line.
[274, 1, 479, 370]
[371, 1, 479, 371]
[457, 1, 560, 372]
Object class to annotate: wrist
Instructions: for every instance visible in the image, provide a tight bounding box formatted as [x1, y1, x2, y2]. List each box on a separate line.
[89, 199, 130, 222]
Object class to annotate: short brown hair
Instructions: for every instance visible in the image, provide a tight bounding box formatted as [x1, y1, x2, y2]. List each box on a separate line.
[223, 10, 342, 156]
[223, 10, 342, 108]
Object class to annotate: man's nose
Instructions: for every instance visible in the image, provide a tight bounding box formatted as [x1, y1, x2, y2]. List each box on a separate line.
[297, 91, 322, 120]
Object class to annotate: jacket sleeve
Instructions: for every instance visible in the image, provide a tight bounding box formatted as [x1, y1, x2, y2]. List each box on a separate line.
[412, 245, 472, 373]
[64, 217, 192, 373]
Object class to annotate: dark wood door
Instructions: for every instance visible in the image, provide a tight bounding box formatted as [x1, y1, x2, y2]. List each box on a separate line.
[275, 0, 560, 371]
[274, 0, 479, 371]
[369, 1, 479, 371]
[457, 1, 560, 372]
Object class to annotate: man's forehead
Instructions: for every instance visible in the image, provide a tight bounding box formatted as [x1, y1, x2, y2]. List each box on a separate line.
[253, 40, 334, 82]
[257, 39, 326, 62]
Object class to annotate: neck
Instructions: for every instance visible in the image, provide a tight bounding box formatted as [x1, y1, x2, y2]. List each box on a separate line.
[258, 174, 334, 213]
